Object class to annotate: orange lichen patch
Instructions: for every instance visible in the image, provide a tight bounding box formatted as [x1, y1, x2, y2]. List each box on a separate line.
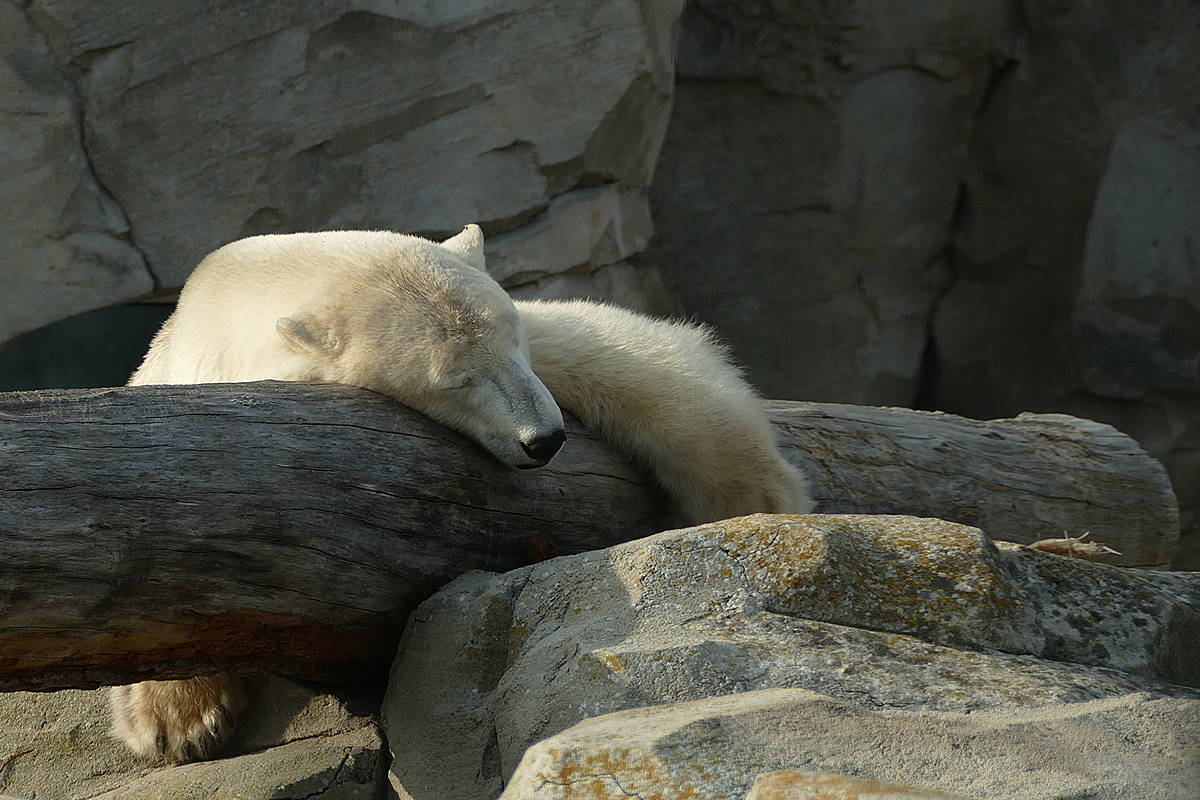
[747, 769, 974, 800]
[577, 651, 623, 684]
[532, 745, 700, 800]
[508, 622, 532, 667]
[458, 588, 523, 681]
[691, 514, 1028, 653]
[591, 651, 629, 673]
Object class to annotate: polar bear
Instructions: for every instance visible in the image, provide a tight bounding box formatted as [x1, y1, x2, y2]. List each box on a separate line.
[110, 225, 811, 762]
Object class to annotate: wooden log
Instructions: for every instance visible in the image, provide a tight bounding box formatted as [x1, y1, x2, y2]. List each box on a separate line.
[0, 383, 1178, 692]
[0, 381, 675, 692]
[769, 401, 1179, 569]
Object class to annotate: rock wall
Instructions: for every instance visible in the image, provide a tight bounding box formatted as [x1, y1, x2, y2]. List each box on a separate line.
[933, 0, 1200, 569]
[0, 0, 685, 349]
[0, 2, 153, 348]
[642, 0, 1014, 405]
[640, 0, 1200, 566]
[0, 1, 1196, 562]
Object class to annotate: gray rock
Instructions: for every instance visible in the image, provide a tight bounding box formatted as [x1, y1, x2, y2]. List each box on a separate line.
[502, 688, 1200, 800]
[641, 1, 1014, 404]
[0, 2, 151, 345]
[1074, 118, 1200, 398]
[485, 187, 653, 289]
[486, 184, 682, 315]
[745, 771, 974, 800]
[935, 0, 1200, 417]
[925, 1, 1200, 566]
[91, 726, 383, 800]
[21, 0, 683, 308]
[0, 675, 382, 799]
[381, 514, 1199, 800]
[0, 687, 143, 799]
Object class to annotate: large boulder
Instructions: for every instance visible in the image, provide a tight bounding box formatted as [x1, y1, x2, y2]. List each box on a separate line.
[381, 514, 1200, 800]
[502, 688, 1200, 800]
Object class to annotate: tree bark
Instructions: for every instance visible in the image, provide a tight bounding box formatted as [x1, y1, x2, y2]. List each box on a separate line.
[769, 401, 1179, 569]
[0, 383, 1178, 692]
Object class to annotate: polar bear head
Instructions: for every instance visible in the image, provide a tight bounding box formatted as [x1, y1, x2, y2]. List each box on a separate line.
[271, 226, 566, 469]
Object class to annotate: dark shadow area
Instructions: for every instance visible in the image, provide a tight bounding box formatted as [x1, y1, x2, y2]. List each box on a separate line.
[0, 304, 173, 391]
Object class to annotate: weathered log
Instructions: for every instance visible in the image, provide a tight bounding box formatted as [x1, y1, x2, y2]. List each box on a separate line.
[769, 401, 1179, 568]
[0, 383, 1178, 692]
[0, 382, 676, 692]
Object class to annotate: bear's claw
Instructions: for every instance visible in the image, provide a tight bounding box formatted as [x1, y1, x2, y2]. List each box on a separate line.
[109, 673, 247, 763]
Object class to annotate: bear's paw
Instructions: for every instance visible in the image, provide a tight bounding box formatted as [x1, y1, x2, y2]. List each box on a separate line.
[109, 673, 247, 763]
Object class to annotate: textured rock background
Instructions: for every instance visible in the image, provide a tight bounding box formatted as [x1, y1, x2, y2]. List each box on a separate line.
[643, 0, 1013, 405]
[0, 0, 684, 347]
[1, 0, 1195, 565]
[640, 0, 1200, 566]
[381, 515, 1200, 800]
[0, 2, 152, 346]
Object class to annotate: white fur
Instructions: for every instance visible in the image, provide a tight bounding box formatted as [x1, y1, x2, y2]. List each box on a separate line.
[518, 300, 810, 523]
[110, 225, 811, 763]
[131, 228, 564, 469]
[109, 674, 246, 763]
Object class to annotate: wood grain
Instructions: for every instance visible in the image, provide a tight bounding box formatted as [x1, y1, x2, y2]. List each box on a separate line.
[770, 401, 1179, 568]
[0, 383, 1178, 691]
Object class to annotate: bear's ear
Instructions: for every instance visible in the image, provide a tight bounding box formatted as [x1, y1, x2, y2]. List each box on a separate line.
[441, 223, 486, 271]
[277, 313, 343, 357]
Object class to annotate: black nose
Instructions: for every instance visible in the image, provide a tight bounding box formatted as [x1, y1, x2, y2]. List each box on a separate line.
[521, 429, 566, 464]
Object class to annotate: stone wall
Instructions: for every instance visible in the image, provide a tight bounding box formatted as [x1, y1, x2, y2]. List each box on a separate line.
[0, 0, 684, 346]
[0, 0, 1196, 564]
[641, 0, 1200, 567]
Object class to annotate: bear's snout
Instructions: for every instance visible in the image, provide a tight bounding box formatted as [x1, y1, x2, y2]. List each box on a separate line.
[518, 429, 566, 468]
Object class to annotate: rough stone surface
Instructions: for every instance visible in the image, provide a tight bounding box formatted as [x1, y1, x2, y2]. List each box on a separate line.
[0, 2, 152, 345]
[1074, 119, 1200, 399]
[91, 727, 383, 800]
[0, 675, 382, 799]
[923, 0, 1200, 567]
[935, 0, 1200, 416]
[746, 771, 974, 800]
[641, 1, 1014, 405]
[638, 1, 1200, 569]
[1, 0, 684, 348]
[502, 688, 1200, 800]
[382, 514, 1200, 800]
[18, 0, 682, 306]
[0, 687, 142, 799]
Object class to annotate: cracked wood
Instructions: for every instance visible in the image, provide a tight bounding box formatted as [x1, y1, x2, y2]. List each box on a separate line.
[0, 382, 1179, 691]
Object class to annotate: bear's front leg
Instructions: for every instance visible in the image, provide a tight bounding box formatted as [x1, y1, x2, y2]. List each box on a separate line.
[109, 673, 247, 763]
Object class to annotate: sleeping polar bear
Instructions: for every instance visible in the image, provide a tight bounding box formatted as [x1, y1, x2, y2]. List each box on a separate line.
[110, 225, 812, 762]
